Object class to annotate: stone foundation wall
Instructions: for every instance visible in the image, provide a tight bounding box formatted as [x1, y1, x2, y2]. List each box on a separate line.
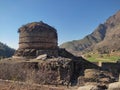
[14, 49, 58, 58]
[102, 62, 120, 77]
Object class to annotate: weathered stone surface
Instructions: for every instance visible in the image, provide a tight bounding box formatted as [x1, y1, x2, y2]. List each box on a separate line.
[0, 55, 100, 86]
[77, 85, 98, 90]
[84, 69, 99, 79]
[108, 82, 120, 90]
[77, 69, 115, 86]
[36, 54, 48, 60]
[37, 57, 72, 85]
[77, 84, 108, 90]
[36, 56, 100, 86]
[85, 69, 115, 82]
[18, 21, 58, 50]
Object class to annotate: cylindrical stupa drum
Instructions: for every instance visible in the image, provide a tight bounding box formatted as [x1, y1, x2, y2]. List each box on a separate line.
[18, 21, 58, 49]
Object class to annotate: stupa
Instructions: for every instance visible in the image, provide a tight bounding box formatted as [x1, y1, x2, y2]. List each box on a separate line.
[14, 21, 58, 58]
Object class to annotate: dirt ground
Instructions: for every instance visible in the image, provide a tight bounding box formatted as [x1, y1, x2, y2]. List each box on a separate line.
[0, 79, 78, 90]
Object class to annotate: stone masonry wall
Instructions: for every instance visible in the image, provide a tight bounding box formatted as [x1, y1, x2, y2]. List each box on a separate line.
[19, 30, 57, 49]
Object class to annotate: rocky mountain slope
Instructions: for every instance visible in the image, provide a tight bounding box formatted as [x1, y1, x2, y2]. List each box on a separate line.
[0, 42, 15, 58]
[60, 10, 120, 54]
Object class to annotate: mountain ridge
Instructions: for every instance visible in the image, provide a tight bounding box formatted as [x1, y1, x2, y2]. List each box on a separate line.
[60, 10, 120, 54]
[0, 42, 15, 58]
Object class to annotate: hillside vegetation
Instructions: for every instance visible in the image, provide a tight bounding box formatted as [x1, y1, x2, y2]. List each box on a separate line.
[84, 52, 120, 62]
[0, 42, 15, 58]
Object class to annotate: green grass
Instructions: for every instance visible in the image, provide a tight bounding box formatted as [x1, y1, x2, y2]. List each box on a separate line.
[84, 52, 120, 62]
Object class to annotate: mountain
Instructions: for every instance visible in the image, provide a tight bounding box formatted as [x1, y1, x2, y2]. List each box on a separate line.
[60, 10, 120, 54]
[0, 42, 15, 58]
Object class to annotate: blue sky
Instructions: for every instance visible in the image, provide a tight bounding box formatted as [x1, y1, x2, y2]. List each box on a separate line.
[0, 0, 120, 49]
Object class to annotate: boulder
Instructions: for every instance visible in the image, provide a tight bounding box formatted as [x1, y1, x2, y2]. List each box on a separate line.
[84, 69, 99, 79]
[77, 85, 98, 90]
[108, 82, 120, 90]
[36, 54, 48, 60]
